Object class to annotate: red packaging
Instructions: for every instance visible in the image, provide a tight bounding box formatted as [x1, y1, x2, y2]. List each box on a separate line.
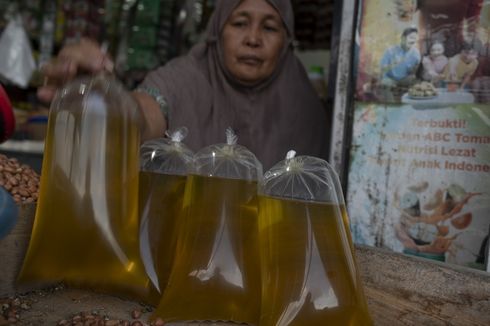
[0, 85, 15, 142]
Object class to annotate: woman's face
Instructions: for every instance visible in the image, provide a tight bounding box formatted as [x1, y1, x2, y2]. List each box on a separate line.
[430, 43, 444, 58]
[221, 0, 286, 85]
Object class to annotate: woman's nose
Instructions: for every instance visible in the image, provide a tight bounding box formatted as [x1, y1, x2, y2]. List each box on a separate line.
[244, 26, 262, 47]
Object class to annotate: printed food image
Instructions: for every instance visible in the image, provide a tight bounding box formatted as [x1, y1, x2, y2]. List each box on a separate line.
[408, 82, 438, 98]
[394, 183, 482, 258]
[408, 181, 429, 193]
[451, 212, 472, 230]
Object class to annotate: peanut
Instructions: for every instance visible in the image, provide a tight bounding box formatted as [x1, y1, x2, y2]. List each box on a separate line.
[0, 154, 40, 204]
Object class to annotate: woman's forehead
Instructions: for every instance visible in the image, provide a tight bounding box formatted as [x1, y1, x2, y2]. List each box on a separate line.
[230, 0, 282, 20]
[215, 0, 294, 34]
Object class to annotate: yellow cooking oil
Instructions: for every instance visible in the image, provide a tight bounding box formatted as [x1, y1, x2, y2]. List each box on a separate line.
[18, 104, 152, 302]
[138, 171, 187, 292]
[258, 195, 373, 326]
[153, 174, 261, 325]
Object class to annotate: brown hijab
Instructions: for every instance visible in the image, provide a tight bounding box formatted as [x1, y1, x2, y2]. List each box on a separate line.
[140, 0, 329, 170]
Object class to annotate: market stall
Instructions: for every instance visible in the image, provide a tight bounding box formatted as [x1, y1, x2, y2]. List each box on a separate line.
[1, 0, 489, 325]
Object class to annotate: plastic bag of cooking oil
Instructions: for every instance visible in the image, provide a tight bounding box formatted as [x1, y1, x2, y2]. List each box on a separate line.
[17, 73, 153, 302]
[258, 151, 373, 326]
[152, 128, 262, 325]
[138, 127, 193, 300]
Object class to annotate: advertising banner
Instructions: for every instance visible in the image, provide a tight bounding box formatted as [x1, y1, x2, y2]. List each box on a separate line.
[347, 102, 490, 270]
[355, 0, 490, 104]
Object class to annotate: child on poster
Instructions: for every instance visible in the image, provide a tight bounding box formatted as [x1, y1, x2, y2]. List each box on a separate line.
[445, 43, 479, 90]
[421, 41, 448, 87]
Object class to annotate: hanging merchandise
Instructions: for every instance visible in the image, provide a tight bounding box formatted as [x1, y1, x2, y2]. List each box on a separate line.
[0, 14, 36, 88]
[138, 127, 194, 302]
[169, 0, 206, 59]
[292, 0, 332, 50]
[63, 0, 106, 45]
[155, 1, 177, 66]
[258, 151, 372, 326]
[17, 73, 154, 302]
[126, 0, 161, 71]
[23, 0, 43, 34]
[152, 128, 262, 325]
[38, 0, 56, 67]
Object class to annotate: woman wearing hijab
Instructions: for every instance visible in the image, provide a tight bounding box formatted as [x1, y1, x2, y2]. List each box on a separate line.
[38, 0, 329, 170]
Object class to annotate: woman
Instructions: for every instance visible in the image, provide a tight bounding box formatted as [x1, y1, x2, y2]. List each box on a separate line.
[421, 41, 448, 86]
[38, 0, 329, 170]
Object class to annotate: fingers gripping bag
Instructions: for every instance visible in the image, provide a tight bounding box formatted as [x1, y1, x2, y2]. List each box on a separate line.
[18, 74, 153, 302]
[138, 127, 193, 302]
[258, 151, 373, 326]
[153, 128, 262, 325]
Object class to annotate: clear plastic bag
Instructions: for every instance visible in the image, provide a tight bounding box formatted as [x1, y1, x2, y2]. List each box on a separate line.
[18, 74, 152, 302]
[153, 128, 262, 325]
[138, 127, 193, 300]
[0, 14, 36, 88]
[258, 151, 373, 326]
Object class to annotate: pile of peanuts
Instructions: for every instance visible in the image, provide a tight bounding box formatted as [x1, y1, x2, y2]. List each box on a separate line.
[1, 298, 165, 326]
[56, 310, 165, 326]
[0, 154, 40, 204]
[0, 296, 31, 324]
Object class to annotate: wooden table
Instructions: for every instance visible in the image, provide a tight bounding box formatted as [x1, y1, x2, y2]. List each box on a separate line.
[1, 205, 489, 325]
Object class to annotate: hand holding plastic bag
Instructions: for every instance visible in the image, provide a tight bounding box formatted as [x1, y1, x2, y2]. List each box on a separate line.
[18, 73, 152, 302]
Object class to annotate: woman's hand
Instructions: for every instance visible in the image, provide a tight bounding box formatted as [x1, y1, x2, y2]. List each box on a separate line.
[37, 37, 166, 142]
[37, 38, 114, 104]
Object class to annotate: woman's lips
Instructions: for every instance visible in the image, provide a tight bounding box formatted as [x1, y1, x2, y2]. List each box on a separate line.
[238, 55, 263, 66]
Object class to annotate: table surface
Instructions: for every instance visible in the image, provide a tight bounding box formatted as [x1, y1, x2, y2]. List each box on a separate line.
[2, 246, 489, 326]
[1, 206, 489, 325]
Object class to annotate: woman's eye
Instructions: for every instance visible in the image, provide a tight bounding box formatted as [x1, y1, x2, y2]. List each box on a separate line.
[264, 25, 279, 32]
[231, 21, 247, 28]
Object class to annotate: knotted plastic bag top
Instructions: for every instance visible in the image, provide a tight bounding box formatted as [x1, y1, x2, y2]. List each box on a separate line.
[260, 150, 343, 204]
[193, 128, 262, 181]
[140, 127, 194, 175]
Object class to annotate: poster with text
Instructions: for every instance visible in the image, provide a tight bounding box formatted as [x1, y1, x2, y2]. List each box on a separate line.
[347, 102, 490, 271]
[355, 0, 490, 104]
